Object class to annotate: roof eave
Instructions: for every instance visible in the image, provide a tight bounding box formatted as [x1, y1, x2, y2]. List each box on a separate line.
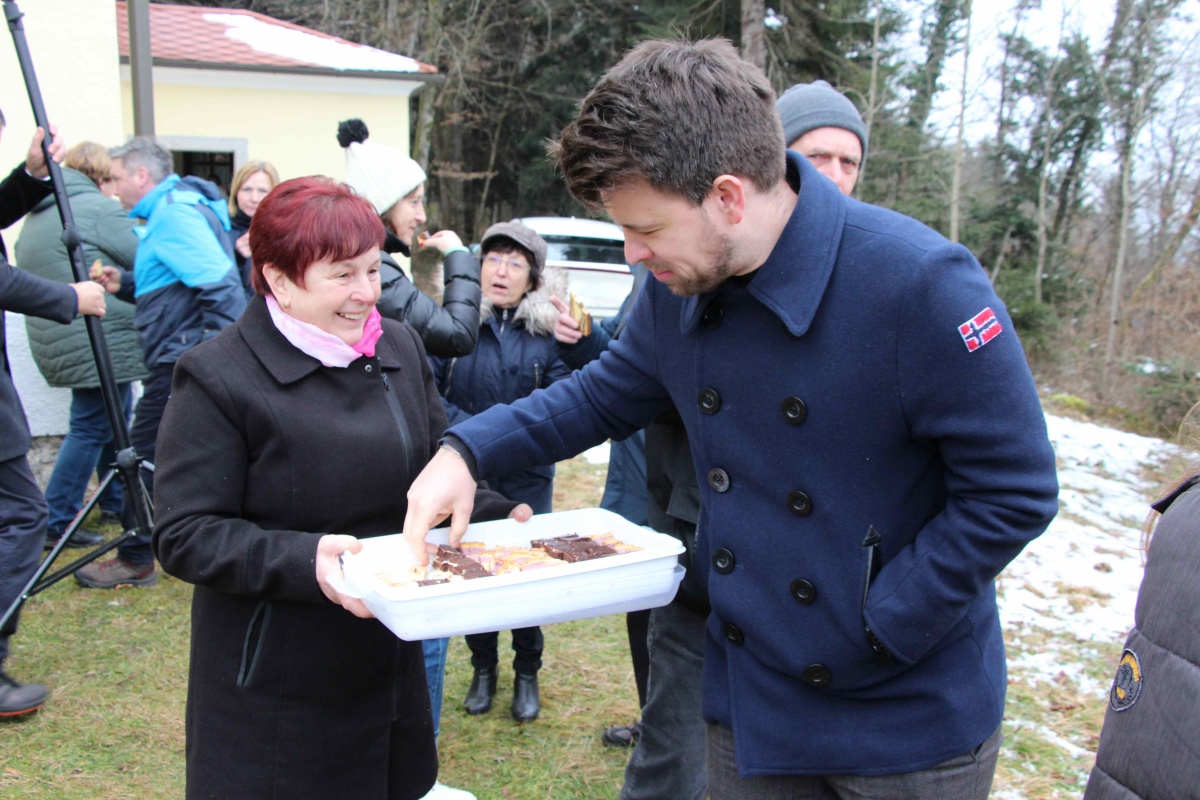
[118, 56, 445, 84]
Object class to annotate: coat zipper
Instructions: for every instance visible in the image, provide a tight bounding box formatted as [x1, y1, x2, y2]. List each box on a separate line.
[380, 370, 417, 482]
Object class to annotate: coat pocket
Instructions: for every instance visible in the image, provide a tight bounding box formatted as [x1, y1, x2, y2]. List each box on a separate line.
[859, 525, 893, 663]
[236, 600, 273, 688]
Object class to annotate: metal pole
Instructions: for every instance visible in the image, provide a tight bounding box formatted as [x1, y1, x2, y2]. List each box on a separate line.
[127, 0, 155, 136]
[0, 0, 154, 632]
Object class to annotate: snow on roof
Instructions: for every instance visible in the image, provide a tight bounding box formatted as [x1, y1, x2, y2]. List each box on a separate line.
[115, 2, 437, 76]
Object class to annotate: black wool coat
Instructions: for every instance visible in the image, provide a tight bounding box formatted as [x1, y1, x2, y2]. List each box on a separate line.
[153, 296, 518, 800]
[0, 165, 76, 462]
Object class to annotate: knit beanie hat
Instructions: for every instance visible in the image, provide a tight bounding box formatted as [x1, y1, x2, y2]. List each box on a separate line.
[776, 81, 868, 160]
[337, 119, 426, 216]
[480, 220, 548, 289]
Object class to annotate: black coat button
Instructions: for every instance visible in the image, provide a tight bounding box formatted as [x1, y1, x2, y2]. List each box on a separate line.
[722, 623, 744, 645]
[787, 490, 812, 516]
[708, 468, 730, 493]
[698, 388, 721, 414]
[802, 664, 832, 687]
[781, 397, 807, 424]
[712, 548, 735, 574]
[701, 304, 724, 330]
[790, 579, 817, 604]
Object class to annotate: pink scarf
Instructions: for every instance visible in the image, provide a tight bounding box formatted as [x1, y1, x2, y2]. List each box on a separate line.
[265, 294, 383, 368]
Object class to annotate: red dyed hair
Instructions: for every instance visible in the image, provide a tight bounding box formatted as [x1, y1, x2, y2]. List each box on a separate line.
[249, 176, 386, 295]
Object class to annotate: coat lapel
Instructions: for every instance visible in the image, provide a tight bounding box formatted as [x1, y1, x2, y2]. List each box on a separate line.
[680, 152, 846, 339]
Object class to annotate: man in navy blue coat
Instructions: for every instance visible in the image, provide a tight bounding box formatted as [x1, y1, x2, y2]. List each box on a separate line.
[0, 116, 108, 716]
[404, 40, 1059, 798]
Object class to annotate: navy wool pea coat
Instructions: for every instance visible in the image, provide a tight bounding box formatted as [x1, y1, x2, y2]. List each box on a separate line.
[447, 153, 1059, 777]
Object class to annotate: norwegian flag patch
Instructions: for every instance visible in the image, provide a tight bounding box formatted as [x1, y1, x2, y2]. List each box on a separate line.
[959, 307, 1003, 352]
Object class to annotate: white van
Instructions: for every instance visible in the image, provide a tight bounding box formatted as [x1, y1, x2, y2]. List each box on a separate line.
[516, 216, 632, 320]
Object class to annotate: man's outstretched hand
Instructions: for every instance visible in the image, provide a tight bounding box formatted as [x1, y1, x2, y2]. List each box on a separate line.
[403, 447, 480, 565]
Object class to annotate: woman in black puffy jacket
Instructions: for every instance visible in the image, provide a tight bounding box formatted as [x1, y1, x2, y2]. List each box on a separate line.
[338, 119, 480, 358]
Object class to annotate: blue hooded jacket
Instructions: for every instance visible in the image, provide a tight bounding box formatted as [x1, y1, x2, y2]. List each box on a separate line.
[120, 174, 246, 367]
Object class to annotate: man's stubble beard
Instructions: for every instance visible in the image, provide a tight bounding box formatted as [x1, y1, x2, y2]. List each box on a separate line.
[651, 216, 739, 297]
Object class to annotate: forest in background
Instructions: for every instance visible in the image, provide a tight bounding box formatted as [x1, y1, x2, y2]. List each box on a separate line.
[177, 0, 1200, 438]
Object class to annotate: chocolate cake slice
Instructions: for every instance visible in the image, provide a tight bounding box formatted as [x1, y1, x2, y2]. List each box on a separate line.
[432, 545, 493, 579]
[531, 534, 618, 563]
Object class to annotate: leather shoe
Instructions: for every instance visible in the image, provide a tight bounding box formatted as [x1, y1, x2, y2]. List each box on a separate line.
[602, 720, 641, 747]
[0, 668, 47, 717]
[44, 527, 106, 550]
[463, 666, 497, 715]
[511, 671, 539, 722]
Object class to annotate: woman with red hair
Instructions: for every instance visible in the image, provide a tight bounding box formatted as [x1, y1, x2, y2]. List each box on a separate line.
[151, 177, 530, 800]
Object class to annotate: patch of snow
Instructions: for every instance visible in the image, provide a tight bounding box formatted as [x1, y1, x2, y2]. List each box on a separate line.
[205, 13, 423, 73]
[1000, 415, 1176, 647]
[581, 441, 611, 465]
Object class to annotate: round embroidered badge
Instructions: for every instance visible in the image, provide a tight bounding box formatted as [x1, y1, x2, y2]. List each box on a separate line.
[1109, 649, 1143, 712]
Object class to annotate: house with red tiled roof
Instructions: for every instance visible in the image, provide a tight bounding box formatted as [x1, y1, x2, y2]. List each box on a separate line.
[0, 1, 441, 436]
[114, 1, 441, 190]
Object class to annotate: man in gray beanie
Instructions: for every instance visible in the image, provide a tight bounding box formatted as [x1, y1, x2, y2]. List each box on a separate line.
[776, 80, 867, 196]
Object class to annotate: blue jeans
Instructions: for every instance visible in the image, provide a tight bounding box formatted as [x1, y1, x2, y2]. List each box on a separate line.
[621, 600, 709, 800]
[0, 455, 49, 662]
[44, 384, 132, 535]
[706, 723, 1003, 800]
[422, 637, 449, 741]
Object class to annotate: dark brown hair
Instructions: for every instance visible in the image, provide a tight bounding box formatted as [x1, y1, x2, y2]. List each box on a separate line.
[249, 176, 385, 295]
[549, 38, 785, 210]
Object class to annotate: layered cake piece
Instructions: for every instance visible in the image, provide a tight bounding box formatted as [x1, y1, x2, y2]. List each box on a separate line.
[432, 545, 493, 579]
[530, 533, 619, 563]
[374, 531, 644, 589]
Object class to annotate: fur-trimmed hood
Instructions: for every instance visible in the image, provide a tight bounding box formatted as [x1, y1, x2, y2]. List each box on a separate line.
[479, 264, 568, 338]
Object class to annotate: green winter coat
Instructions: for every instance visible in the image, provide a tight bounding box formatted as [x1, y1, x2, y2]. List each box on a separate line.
[14, 168, 146, 388]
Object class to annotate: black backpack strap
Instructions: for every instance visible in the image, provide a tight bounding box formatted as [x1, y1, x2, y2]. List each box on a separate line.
[167, 186, 236, 264]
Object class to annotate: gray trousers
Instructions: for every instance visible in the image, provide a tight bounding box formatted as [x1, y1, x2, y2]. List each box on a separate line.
[707, 722, 1003, 800]
[620, 599, 709, 800]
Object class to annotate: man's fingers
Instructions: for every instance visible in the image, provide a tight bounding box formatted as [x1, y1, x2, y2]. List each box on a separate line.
[446, 501, 473, 547]
[549, 295, 569, 314]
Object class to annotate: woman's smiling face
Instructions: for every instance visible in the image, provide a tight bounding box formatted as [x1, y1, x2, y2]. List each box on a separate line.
[266, 248, 382, 345]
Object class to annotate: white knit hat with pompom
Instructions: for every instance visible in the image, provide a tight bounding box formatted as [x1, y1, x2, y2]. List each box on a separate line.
[337, 118, 426, 216]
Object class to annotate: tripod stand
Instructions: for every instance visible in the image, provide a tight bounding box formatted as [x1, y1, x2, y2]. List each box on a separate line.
[0, 0, 154, 633]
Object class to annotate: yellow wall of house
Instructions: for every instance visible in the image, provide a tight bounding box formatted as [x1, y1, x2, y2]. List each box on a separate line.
[119, 80, 416, 185]
[0, 1, 126, 436]
[0, 1, 125, 240]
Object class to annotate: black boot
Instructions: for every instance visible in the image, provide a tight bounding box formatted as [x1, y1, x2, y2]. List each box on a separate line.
[463, 666, 497, 715]
[511, 671, 539, 722]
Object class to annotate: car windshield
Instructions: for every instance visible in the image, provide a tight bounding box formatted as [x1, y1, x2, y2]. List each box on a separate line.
[543, 236, 626, 265]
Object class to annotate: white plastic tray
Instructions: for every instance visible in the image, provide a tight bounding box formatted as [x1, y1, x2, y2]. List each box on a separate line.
[337, 508, 685, 641]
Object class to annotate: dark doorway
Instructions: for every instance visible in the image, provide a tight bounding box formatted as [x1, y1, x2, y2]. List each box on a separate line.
[172, 150, 234, 199]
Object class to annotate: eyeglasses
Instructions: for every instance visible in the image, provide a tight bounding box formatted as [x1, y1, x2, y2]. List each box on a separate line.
[483, 254, 530, 272]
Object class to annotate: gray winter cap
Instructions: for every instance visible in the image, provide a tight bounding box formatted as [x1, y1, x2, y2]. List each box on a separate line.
[776, 80, 868, 159]
[480, 220, 548, 286]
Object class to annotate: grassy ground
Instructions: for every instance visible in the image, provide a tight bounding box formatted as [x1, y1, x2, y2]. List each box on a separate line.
[0, 455, 633, 799]
[0, 449, 1125, 799]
